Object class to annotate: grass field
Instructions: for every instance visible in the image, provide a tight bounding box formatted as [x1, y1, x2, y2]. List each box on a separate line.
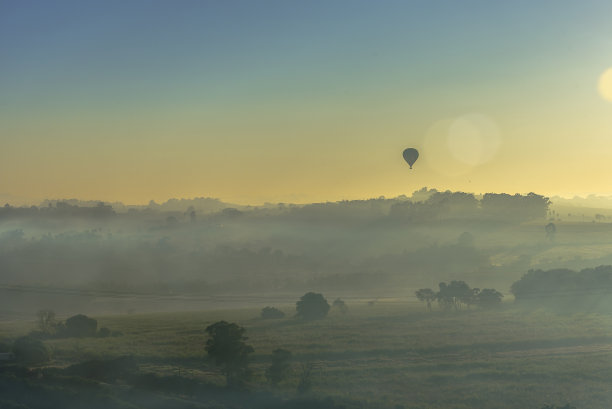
[2, 301, 612, 409]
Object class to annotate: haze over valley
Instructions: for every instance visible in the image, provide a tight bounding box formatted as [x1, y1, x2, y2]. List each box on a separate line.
[3, 1, 612, 408]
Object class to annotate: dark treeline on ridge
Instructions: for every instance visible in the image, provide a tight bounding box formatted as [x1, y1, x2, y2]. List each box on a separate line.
[0, 189, 550, 223]
[0, 189, 553, 302]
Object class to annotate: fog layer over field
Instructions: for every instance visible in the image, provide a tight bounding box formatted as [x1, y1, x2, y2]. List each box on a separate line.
[3, 188, 612, 317]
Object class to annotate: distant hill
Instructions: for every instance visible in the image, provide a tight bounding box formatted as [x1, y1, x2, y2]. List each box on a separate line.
[550, 195, 612, 209]
[39, 197, 240, 214]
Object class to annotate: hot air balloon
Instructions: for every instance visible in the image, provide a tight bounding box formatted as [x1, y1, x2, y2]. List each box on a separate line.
[402, 148, 419, 169]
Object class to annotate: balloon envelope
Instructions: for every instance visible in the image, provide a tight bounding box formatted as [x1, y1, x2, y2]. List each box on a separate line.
[402, 148, 419, 169]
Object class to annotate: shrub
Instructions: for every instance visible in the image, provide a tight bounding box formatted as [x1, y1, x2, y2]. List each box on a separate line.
[12, 336, 49, 364]
[64, 314, 98, 338]
[296, 292, 330, 320]
[36, 309, 58, 335]
[261, 307, 285, 319]
[97, 327, 111, 338]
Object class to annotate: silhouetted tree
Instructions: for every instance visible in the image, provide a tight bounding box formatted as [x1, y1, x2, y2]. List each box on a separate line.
[296, 292, 330, 320]
[437, 281, 472, 311]
[261, 306, 285, 319]
[415, 288, 436, 311]
[266, 348, 292, 386]
[481, 192, 550, 221]
[64, 314, 97, 338]
[475, 288, 503, 308]
[204, 321, 254, 386]
[36, 309, 57, 335]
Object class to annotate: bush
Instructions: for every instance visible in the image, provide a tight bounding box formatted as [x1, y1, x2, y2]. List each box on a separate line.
[12, 335, 49, 364]
[296, 292, 330, 320]
[261, 307, 285, 319]
[36, 309, 57, 335]
[97, 327, 111, 338]
[64, 314, 98, 338]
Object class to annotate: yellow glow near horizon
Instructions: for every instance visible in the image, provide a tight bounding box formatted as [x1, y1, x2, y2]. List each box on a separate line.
[598, 68, 612, 101]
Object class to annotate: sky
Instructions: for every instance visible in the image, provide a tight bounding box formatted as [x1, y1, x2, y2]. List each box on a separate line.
[1, 0, 612, 205]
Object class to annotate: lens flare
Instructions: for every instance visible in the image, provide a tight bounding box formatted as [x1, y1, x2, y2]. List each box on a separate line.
[598, 68, 612, 102]
[423, 114, 502, 177]
[447, 114, 501, 166]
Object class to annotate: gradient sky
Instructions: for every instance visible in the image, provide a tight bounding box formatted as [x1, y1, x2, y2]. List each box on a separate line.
[2, 0, 612, 205]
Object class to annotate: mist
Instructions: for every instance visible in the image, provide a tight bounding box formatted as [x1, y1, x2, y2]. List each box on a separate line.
[4, 1, 612, 405]
[0, 189, 546, 312]
[4, 190, 612, 408]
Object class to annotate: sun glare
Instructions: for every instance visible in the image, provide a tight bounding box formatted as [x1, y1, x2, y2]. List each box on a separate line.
[598, 68, 612, 101]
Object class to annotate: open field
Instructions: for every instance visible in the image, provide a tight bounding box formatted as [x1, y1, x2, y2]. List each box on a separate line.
[3, 302, 612, 408]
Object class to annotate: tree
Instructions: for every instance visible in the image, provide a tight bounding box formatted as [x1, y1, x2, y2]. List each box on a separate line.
[261, 306, 285, 319]
[266, 348, 292, 386]
[476, 288, 503, 308]
[296, 292, 330, 320]
[465, 287, 481, 309]
[36, 309, 57, 335]
[64, 314, 98, 338]
[437, 281, 473, 311]
[205, 321, 254, 386]
[415, 289, 436, 311]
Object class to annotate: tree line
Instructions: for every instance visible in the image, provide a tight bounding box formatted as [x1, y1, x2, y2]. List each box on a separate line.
[389, 191, 549, 222]
[1, 189, 550, 223]
[415, 281, 503, 311]
[511, 265, 612, 308]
